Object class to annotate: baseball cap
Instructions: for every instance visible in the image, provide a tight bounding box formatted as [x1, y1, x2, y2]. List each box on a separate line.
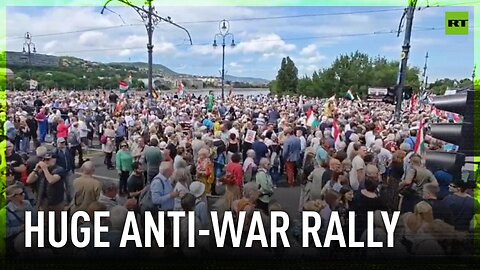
[43, 151, 58, 159]
[57, 137, 66, 144]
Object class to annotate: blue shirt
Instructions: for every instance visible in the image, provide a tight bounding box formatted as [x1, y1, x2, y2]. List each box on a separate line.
[404, 136, 416, 151]
[252, 141, 269, 165]
[202, 119, 214, 130]
[282, 135, 301, 162]
[150, 173, 174, 211]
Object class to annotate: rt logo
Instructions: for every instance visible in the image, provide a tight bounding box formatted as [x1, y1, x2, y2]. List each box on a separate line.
[445, 12, 468, 35]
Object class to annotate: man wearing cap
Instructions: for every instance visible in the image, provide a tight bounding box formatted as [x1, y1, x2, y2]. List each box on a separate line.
[26, 151, 67, 236]
[6, 185, 37, 253]
[55, 137, 75, 203]
[6, 141, 26, 183]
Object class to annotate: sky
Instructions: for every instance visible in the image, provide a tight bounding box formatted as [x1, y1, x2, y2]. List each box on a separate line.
[4, 5, 475, 81]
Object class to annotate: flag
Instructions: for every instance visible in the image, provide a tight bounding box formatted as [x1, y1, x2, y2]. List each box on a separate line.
[152, 89, 160, 100]
[346, 89, 354, 100]
[409, 93, 417, 113]
[333, 119, 341, 150]
[177, 80, 185, 97]
[414, 120, 426, 156]
[356, 94, 362, 102]
[119, 81, 129, 92]
[306, 107, 316, 127]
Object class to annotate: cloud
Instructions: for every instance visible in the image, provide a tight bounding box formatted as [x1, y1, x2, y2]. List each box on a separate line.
[153, 42, 177, 54]
[78, 31, 106, 47]
[300, 44, 317, 57]
[43, 40, 58, 52]
[233, 33, 296, 54]
[229, 62, 242, 68]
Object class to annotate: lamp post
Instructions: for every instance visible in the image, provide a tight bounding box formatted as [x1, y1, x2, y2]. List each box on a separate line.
[22, 32, 36, 82]
[213, 20, 235, 101]
[101, 0, 192, 99]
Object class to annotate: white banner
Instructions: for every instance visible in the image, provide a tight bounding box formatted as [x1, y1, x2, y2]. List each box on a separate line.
[29, 79, 38, 90]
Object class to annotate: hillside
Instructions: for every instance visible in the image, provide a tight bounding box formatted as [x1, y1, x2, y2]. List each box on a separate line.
[6, 51, 270, 85]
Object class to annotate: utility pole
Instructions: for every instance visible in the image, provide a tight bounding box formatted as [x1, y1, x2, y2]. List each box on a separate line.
[421, 51, 428, 92]
[101, 0, 192, 99]
[213, 20, 236, 101]
[394, 0, 417, 122]
[147, 0, 154, 99]
[22, 32, 36, 82]
[472, 64, 476, 88]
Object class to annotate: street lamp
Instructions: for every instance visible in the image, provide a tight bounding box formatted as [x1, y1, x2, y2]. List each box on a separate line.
[101, 0, 192, 99]
[213, 19, 235, 100]
[22, 32, 36, 82]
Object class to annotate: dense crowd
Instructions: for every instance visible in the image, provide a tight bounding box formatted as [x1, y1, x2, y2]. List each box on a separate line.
[2, 89, 476, 259]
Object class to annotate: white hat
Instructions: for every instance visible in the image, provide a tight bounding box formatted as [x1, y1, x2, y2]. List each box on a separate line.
[189, 181, 205, 198]
[159, 141, 167, 149]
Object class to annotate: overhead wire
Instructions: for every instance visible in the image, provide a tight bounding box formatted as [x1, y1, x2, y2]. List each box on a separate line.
[49, 25, 477, 55]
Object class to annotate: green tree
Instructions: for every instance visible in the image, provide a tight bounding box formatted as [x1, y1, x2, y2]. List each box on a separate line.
[275, 56, 298, 94]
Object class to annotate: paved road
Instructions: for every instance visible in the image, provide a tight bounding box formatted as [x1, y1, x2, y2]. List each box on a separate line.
[75, 149, 302, 219]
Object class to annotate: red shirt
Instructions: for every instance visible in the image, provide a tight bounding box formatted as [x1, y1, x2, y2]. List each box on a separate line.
[226, 162, 243, 189]
[57, 123, 69, 139]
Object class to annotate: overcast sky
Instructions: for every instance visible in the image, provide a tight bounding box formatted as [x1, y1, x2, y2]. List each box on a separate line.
[5, 5, 474, 81]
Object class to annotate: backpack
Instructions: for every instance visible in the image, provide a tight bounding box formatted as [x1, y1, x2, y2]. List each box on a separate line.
[139, 177, 165, 214]
[67, 131, 78, 145]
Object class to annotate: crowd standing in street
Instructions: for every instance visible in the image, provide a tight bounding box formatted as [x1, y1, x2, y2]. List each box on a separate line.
[2, 89, 475, 259]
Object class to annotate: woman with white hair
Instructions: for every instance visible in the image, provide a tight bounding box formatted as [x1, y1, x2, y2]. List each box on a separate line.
[102, 121, 116, 170]
[243, 149, 257, 183]
[172, 168, 192, 211]
[196, 148, 213, 194]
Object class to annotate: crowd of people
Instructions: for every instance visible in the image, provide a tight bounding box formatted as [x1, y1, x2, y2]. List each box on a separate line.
[2, 88, 476, 259]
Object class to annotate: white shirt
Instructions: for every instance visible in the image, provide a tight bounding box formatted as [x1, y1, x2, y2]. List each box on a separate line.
[125, 115, 135, 127]
[349, 155, 365, 191]
[365, 131, 376, 149]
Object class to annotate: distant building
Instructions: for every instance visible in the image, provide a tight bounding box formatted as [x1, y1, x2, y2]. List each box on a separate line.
[6, 68, 14, 81]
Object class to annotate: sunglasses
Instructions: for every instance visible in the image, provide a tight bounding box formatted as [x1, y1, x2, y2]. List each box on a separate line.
[15, 191, 25, 196]
[449, 184, 458, 188]
[121, 145, 128, 147]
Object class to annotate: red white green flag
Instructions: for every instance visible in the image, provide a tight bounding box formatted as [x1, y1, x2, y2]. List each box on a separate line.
[333, 119, 341, 149]
[177, 80, 185, 97]
[414, 120, 425, 156]
[119, 81, 129, 92]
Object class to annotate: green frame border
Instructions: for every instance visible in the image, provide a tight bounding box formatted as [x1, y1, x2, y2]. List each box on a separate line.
[0, 0, 478, 263]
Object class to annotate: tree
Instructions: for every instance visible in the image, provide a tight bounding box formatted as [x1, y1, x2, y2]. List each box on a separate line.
[275, 56, 298, 94]
[289, 51, 421, 98]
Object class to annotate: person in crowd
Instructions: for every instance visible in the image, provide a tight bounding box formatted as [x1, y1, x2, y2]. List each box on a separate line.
[144, 138, 164, 183]
[282, 128, 301, 187]
[189, 181, 209, 230]
[102, 121, 116, 170]
[127, 161, 145, 201]
[225, 153, 244, 189]
[422, 183, 454, 225]
[151, 161, 177, 211]
[196, 148, 213, 194]
[255, 158, 274, 214]
[116, 141, 133, 196]
[26, 151, 66, 237]
[443, 180, 474, 231]
[5, 185, 37, 256]
[54, 137, 75, 203]
[70, 161, 102, 214]
[172, 167, 191, 211]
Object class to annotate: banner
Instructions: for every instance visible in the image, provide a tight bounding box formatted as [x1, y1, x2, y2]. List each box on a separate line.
[29, 79, 38, 90]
